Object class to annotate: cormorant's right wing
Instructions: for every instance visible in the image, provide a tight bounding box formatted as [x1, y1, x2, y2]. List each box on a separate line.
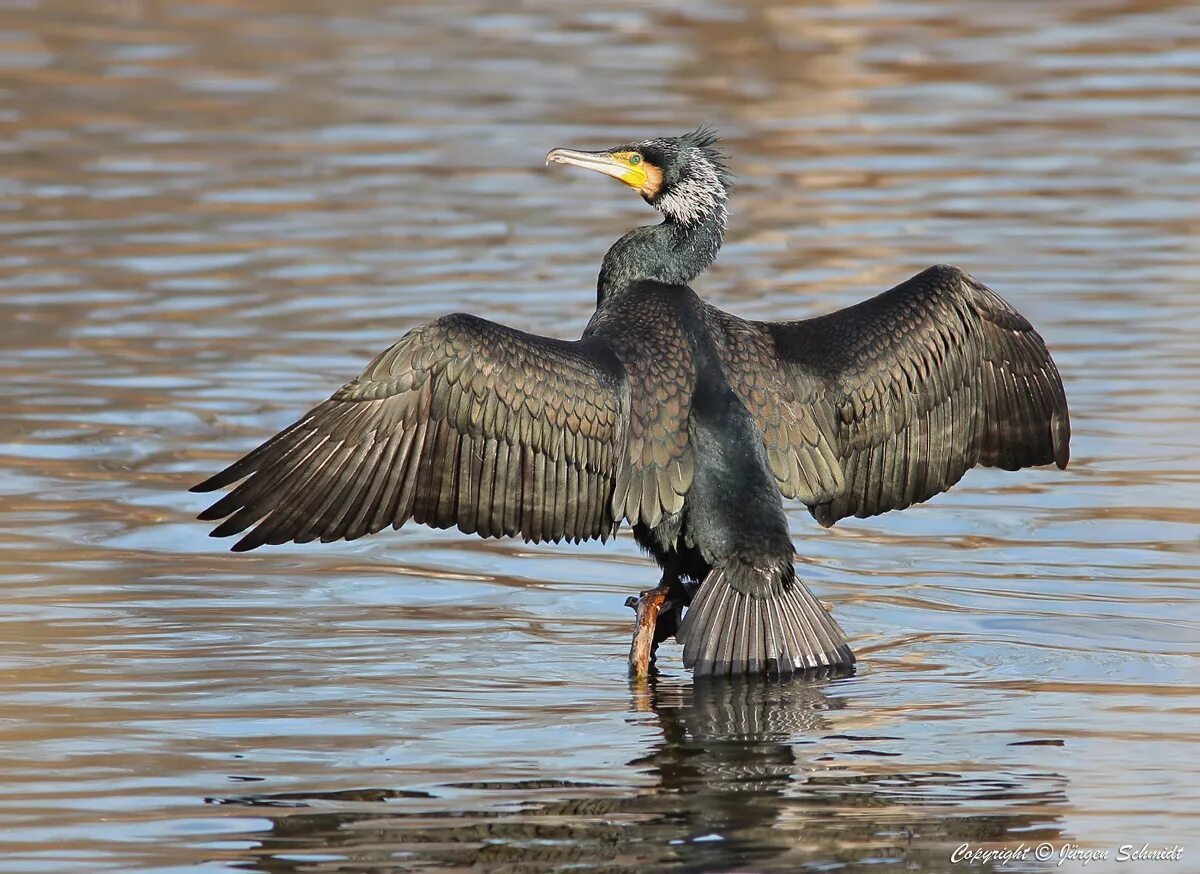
[763, 264, 1070, 526]
[192, 314, 628, 550]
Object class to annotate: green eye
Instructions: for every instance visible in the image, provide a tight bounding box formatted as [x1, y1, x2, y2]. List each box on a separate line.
[629, 154, 641, 165]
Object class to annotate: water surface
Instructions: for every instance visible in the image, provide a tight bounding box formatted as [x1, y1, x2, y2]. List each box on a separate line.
[1, 1, 1198, 871]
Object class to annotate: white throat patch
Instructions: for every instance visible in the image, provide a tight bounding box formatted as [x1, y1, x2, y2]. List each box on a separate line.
[656, 158, 728, 229]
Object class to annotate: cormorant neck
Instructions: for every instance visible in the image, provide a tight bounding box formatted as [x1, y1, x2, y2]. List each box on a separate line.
[597, 209, 725, 303]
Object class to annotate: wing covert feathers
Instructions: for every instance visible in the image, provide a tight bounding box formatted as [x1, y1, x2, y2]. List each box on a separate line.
[764, 264, 1070, 527]
[193, 313, 628, 550]
[592, 290, 697, 529]
[710, 310, 845, 505]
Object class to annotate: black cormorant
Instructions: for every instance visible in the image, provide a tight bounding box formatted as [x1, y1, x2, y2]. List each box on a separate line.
[192, 129, 1070, 678]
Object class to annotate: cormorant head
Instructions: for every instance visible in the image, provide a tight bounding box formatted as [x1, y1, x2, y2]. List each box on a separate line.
[547, 128, 731, 228]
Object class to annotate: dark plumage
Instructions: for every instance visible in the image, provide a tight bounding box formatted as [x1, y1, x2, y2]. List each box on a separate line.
[192, 129, 1070, 677]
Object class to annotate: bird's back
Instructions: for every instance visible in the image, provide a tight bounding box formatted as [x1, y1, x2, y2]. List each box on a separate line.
[587, 280, 796, 557]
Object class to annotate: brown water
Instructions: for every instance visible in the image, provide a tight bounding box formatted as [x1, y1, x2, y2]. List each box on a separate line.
[1, 1, 1198, 872]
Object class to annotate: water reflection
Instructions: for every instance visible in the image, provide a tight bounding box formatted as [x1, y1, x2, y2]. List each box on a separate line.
[214, 677, 1066, 872]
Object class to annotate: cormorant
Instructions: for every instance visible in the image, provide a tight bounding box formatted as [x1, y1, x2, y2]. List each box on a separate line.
[192, 129, 1070, 678]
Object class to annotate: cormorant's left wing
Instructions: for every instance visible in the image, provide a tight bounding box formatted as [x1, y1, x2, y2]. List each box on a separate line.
[192, 313, 628, 550]
[762, 264, 1070, 526]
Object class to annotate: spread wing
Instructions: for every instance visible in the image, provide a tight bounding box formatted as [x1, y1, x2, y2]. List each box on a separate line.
[192, 313, 628, 550]
[762, 264, 1070, 526]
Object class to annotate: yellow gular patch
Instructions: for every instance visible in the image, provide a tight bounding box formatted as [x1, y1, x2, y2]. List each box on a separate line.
[607, 152, 652, 191]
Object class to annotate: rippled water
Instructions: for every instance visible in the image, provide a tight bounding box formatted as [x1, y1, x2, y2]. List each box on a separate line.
[1, 1, 1197, 871]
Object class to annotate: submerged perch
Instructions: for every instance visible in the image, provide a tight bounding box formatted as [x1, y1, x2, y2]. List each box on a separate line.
[627, 584, 673, 680]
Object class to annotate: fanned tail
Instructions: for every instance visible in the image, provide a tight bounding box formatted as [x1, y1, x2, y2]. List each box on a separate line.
[678, 562, 854, 677]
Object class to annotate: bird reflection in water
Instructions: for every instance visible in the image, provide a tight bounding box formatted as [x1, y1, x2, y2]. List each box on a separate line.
[211, 676, 1068, 872]
[624, 674, 850, 870]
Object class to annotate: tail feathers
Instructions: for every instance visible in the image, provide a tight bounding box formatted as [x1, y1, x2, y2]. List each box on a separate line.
[678, 565, 854, 677]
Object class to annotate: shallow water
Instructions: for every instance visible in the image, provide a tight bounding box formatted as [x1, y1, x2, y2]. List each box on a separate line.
[1, 1, 1198, 871]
